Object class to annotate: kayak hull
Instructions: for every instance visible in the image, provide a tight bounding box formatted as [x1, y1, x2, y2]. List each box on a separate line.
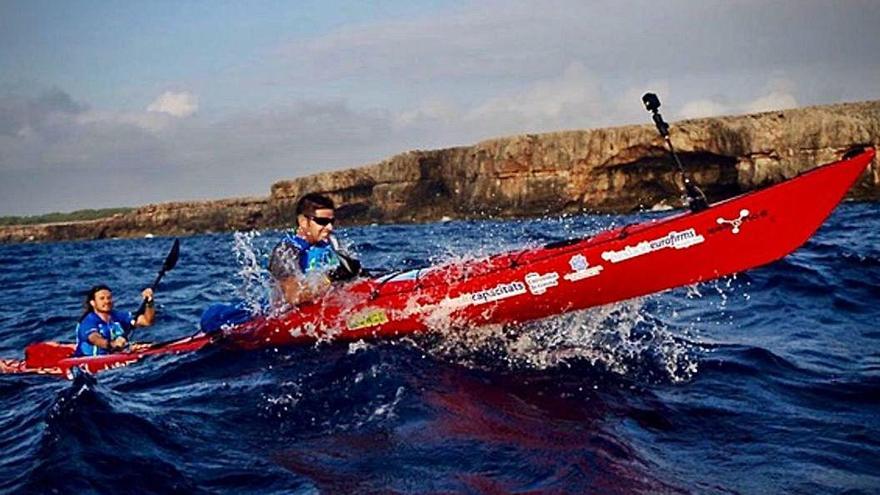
[3, 148, 874, 378]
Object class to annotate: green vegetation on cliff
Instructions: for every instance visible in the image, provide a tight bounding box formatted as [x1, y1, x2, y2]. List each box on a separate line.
[0, 208, 134, 226]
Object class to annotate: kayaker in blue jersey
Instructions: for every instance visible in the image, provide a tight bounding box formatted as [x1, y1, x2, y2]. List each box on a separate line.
[74, 284, 156, 356]
[269, 193, 361, 306]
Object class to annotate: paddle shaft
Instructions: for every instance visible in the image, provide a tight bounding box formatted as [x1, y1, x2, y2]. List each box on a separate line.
[127, 239, 180, 339]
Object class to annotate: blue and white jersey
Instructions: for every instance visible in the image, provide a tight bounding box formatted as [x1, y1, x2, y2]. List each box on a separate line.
[74, 310, 133, 357]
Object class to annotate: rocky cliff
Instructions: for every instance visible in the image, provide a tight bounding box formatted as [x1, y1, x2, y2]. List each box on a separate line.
[3, 100, 879, 243]
[0, 198, 267, 243]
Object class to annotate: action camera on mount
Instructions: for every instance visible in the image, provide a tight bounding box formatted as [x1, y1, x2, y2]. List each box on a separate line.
[642, 92, 661, 113]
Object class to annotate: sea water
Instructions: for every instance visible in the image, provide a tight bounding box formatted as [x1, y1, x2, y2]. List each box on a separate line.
[1, 203, 878, 494]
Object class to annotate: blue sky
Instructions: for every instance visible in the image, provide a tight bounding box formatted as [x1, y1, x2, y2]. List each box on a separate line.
[1, 0, 878, 215]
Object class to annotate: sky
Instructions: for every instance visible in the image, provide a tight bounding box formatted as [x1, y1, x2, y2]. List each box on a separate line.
[1, 0, 878, 216]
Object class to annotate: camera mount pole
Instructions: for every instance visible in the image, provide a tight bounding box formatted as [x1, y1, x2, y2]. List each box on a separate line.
[642, 93, 709, 212]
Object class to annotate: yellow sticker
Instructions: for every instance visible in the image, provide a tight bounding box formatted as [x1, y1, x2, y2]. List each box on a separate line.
[347, 309, 389, 330]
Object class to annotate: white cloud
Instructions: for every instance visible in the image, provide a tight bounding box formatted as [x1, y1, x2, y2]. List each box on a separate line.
[465, 62, 602, 130]
[385, 62, 610, 145]
[679, 99, 731, 120]
[147, 91, 198, 117]
[76, 109, 174, 133]
[742, 78, 799, 113]
[676, 78, 800, 120]
[276, 0, 880, 93]
[264, 0, 879, 134]
[281, 2, 563, 83]
[743, 91, 798, 114]
[0, 89, 406, 214]
[394, 98, 458, 127]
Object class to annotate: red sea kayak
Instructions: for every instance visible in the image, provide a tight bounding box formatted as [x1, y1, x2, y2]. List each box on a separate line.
[1, 147, 874, 378]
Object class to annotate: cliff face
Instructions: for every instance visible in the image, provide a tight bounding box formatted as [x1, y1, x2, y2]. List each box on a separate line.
[0, 198, 268, 243]
[270, 100, 880, 222]
[3, 100, 879, 243]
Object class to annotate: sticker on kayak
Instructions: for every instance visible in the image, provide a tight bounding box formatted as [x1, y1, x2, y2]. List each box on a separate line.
[441, 281, 528, 309]
[716, 209, 750, 234]
[707, 208, 768, 235]
[525, 272, 559, 295]
[347, 309, 389, 330]
[563, 254, 604, 281]
[470, 281, 528, 304]
[601, 228, 705, 263]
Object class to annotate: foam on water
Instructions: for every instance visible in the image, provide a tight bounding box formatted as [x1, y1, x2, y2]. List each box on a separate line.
[417, 296, 701, 383]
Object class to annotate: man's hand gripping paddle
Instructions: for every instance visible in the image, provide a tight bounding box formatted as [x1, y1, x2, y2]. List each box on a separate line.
[126, 238, 180, 339]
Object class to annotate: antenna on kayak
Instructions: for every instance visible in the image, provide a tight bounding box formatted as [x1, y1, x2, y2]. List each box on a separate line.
[642, 93, 709, 212]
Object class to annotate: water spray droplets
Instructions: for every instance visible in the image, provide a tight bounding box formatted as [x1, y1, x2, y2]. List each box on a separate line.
[231, 231, 272, 315]
[420, 297, 700, 384]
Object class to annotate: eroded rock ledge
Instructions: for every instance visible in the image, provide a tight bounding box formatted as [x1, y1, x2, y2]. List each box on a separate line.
[3, 100, 878, 243]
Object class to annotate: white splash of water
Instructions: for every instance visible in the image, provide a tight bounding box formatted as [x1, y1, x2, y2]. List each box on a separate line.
[365, 385, 405, 424]
[261, 379, 305, 417]
[231, 230, 273, 315]
[419, 297, 702, 384]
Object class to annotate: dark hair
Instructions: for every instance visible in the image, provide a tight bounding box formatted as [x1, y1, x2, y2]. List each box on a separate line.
[80, 284, 111, 322]
[295, 193, 335, 218]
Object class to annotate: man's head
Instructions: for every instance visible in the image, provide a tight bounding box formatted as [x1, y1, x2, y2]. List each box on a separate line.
[85, 284, 113, 314]
[295, 193, 336, 244]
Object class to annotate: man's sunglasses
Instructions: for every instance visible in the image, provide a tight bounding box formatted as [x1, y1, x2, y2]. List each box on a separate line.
[308, 216, 335, 226]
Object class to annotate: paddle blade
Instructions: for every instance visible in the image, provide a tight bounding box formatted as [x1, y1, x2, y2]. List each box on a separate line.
[163, 238, 180, 272]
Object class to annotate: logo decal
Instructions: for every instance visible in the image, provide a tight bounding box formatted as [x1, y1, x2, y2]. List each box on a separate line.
[470, 282, 527, 304]
[525, 272, 560, 295]
[601, 228, 705, 263]
[563, 255, 604, 281]
[716, 209, 750, 234]
[347, 309, 389, 330]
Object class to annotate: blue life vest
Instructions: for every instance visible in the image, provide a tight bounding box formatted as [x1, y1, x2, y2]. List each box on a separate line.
[74, 310, 133, 357]
[282, 233, 341, 274]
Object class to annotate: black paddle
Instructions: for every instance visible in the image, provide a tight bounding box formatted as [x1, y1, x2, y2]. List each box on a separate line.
[642, 92, 709, 212]
[126, 238, 180, 337]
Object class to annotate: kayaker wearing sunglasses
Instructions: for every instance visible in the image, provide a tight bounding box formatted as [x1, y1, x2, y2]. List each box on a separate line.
[269, 193, 361, 306]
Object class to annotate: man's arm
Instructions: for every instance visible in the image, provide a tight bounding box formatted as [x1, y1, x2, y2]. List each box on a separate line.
[276, 276, 307, 306]
[134, 288, 155, 327]
[134, 304, 155, 327]
[87, 331, 126, 351]
[270, 242, 329, 306]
